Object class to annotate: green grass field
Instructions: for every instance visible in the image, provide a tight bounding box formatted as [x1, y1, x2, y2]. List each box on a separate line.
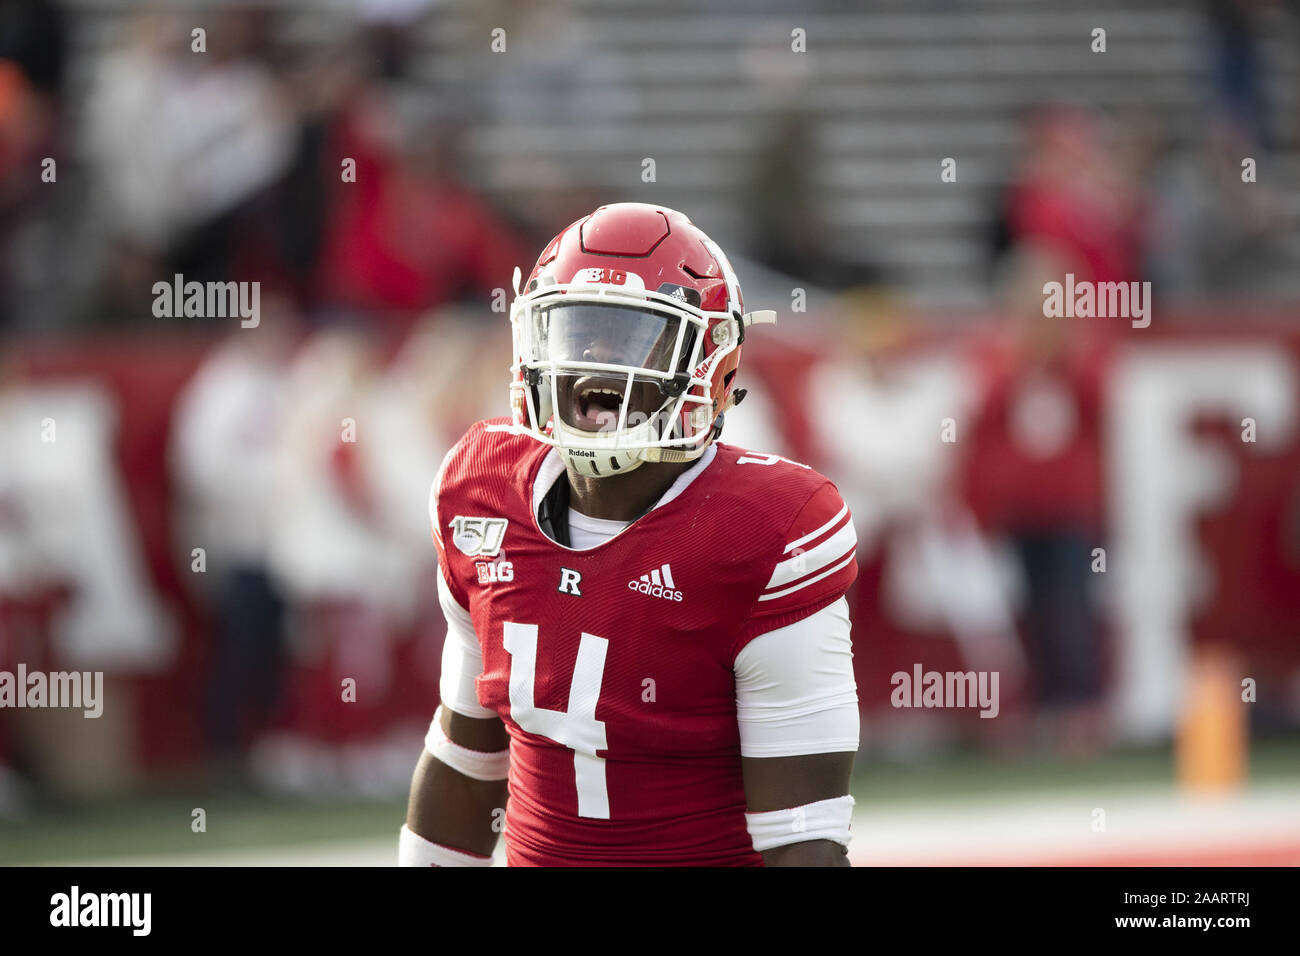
[3, 740, 1299, 865]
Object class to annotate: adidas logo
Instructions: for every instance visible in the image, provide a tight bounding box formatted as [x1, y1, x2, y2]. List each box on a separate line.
[627, 563, 684, 602]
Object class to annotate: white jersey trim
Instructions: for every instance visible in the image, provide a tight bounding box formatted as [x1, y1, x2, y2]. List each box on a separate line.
[758, 552, 857, 603]
[784, 502, 849, 554]
[764, 514, 857, 592]
[429, 477, 444, 548]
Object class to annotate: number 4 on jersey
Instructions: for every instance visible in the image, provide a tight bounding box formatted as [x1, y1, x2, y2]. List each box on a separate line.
[502, 622, 611, 819]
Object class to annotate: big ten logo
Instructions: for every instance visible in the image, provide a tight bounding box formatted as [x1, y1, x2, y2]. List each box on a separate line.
[477, 557, 514, 584]
[576, 267, 628, 286]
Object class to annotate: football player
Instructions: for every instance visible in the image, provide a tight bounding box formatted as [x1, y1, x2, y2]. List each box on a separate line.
[402, 203, 860, 866]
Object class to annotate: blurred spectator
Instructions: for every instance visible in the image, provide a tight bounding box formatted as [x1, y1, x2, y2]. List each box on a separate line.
[0, 58, 56, 328]
[246, 37, 363, 308]
[0, 1, 66, 332]
[84, 6, 293, 311]
[963, 247, 1108, 757]
[803, 298, 1027, 750]
[350, 0, 438, 81]
[1204, 0, 1275, 149]
[0, 0, 66, 100]
[170, 302, 299, 779]
[1145, 116, 1289, 300]
[248, 324, 404, 792]
[998, 105, 1146, 289]
[313, 83, 529, 336]
[0, 0, 64, 328]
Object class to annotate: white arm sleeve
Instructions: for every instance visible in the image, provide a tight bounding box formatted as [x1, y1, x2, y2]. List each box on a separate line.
[437, 568, 495, 719]
[733, 597, 860, 758]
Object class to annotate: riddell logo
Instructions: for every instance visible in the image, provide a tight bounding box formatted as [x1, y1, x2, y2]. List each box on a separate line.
[628, 563, 683, 602]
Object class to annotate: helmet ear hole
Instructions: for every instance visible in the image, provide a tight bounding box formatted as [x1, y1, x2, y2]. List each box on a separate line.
[721, 369, 738, 404]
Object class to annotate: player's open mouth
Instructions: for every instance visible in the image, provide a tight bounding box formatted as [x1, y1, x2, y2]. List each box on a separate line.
[570, 375, 626, 431]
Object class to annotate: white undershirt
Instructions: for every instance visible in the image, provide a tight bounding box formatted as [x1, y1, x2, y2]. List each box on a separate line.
[565, 508, 630, 550]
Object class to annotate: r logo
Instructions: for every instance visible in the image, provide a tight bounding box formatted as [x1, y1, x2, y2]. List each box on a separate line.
[558, 567, 582, 596]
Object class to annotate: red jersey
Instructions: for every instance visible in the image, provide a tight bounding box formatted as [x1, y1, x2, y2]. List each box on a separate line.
[431, 418, 858, 866]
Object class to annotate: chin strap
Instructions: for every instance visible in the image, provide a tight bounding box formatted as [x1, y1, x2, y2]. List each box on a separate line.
[654, 447, 701, 463]
[652, 386, 747, 463]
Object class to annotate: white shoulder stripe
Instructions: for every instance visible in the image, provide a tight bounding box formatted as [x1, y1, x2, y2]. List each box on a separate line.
[757, 552, 855, 602]
[766, 518, 857, 590]
[429, 478, 443, 545]
[784, 503, 849, 554]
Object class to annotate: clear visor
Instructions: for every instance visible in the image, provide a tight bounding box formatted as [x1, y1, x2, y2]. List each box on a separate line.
[532, 302, 691, 374]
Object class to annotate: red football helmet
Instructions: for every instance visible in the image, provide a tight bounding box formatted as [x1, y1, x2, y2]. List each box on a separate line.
[508, 202, 775, 477]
